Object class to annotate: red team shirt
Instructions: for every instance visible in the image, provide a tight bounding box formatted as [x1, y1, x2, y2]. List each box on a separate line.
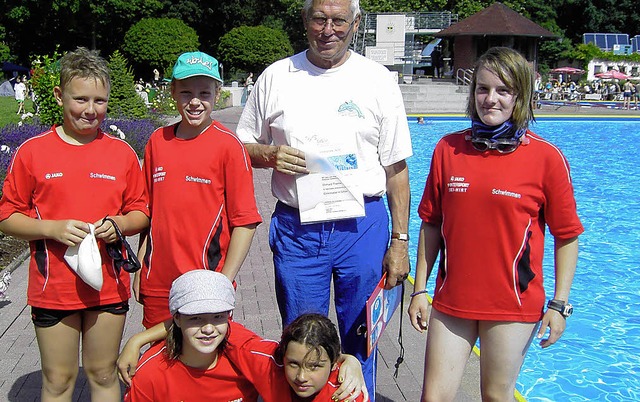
[225, 322, 365, 402]
[140, 122, 262, 325]
[0, 127, 148, 309]
[124, 340, 258, 402]
[418, 129, 584, 322]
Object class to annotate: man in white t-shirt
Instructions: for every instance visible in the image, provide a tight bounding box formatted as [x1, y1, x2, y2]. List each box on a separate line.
[236, 0, 412, 398]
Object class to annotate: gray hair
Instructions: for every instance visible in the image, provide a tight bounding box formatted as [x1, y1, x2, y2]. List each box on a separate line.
[303, 0, 361, 18]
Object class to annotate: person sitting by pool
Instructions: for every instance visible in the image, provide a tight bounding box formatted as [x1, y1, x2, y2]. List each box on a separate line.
[408, 47, 583, 402]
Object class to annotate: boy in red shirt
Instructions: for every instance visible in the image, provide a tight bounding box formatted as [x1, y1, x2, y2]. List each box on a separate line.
[136, 51, 262, 328]
[0, 47, 149, 401]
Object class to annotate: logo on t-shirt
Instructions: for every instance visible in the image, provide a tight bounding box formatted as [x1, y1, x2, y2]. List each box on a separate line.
[185, 175, 212, 185]
[90, 172, 116, 181]
[338, 101, 364, 119]
[492, 188, 521, 199]
[44, 172, 63, 180]
[153, 166, 166, 183]
[447, 176, 469, 193]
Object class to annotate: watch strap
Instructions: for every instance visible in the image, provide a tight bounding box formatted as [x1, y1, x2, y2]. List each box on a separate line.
[391, 232, 409, 241]
[547, 299, 572, 317]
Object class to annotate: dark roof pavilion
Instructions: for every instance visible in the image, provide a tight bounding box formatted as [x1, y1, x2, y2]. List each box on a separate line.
[434, 2, 557, 74]
[436, 2, 556, 38]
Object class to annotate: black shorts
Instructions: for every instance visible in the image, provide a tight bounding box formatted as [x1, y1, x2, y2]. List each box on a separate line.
[31, 301, 129, 328]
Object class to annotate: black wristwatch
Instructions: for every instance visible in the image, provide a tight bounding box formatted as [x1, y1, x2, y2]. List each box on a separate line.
[547, 299, 573, 318]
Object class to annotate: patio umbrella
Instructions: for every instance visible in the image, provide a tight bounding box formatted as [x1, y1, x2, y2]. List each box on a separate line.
[595, 70, 630, 80]
[550, 67, 586, 75]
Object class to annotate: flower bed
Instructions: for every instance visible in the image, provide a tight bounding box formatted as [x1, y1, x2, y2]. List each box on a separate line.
[0, 118, 160, 198]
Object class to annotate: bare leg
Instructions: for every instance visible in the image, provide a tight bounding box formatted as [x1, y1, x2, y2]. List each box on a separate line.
[35, 314, 82, 402]
[81, 310, 126, 402]
[478, 321, 538, 402]
[421, 308, 478, 402]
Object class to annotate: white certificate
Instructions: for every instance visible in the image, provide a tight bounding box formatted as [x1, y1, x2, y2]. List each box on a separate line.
[294, 121, 365, 224]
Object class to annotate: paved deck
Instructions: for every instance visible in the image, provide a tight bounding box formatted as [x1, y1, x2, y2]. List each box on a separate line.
[2, 99, 637, 401]
[0, 107, 481, 401]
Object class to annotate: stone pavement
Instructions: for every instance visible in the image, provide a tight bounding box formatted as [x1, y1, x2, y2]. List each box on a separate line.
[0, 107, 486, 401]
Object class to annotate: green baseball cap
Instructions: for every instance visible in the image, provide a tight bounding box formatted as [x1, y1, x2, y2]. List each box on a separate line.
[172, 51, 222, 82]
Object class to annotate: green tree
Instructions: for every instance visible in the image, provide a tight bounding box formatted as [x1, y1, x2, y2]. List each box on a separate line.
[0, 26, 12, 61]
[361, 0, 446, 12]
[123, 18, 200, 76]
[553, 0, 636, 43]
[0, 42, 10, 62]
[30, 50, 63, 127]
[107, 50, 148, 119]
[0, 0, 163, 65]
[217, 25, 294, 77]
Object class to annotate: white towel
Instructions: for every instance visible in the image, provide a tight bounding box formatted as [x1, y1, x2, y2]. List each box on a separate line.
[64, 224, 103, 291]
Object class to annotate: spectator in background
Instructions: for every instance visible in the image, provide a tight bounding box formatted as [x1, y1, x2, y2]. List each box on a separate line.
[622, 80, 633, 110]
[14, 76, 26, 115]
[245, 72, 254, 94]
[431, 46, 443, 79]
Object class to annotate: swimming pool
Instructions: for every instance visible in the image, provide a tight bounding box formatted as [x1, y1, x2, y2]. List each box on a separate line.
[406, 117, 640, 401]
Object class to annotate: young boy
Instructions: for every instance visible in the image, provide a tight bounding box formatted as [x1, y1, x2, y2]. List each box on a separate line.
[0, 47, 149, 401]
[137, 51, 261, 328]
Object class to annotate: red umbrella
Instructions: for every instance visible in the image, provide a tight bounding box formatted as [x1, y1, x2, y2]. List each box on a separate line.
[595, 70, 630, 80]
[550, 67, 586, 75]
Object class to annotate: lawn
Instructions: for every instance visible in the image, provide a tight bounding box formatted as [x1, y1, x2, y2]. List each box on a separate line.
[0, 96, 36, 128]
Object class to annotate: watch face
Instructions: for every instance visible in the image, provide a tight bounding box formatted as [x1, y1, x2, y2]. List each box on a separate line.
[564, 304, 573, 317]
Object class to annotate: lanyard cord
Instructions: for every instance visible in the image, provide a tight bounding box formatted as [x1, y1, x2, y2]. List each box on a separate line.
[393, 280, 405, 378]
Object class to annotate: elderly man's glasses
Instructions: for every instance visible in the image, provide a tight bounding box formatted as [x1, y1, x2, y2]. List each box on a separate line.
[103, 217, 141, 274]
[465, 135, 520, 154]
[310, 16, 355, 32]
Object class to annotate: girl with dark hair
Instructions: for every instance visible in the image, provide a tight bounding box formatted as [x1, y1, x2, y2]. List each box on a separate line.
[227, 313, 367, 401]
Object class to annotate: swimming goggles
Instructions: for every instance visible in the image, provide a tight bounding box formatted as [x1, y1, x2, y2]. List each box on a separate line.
[465, 135, 525, 154]
[103, 217, 141, 274]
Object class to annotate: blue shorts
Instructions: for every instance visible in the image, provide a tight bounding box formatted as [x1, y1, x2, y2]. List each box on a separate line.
[269, 197, 389, 398]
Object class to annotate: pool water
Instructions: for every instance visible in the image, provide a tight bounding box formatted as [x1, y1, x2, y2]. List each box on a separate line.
[406, 117, 640, 401]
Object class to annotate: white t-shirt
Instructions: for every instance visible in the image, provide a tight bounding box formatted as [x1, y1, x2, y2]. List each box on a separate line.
[14, 82, 26, 102]
[237, 50, 412, 208]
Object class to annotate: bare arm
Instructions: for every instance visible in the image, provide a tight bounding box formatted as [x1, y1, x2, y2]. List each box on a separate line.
[407, 222, 441, 332]
[334, 354, 369, 401]
[244, 143, 308, 175]
[93, 210, 149, 243]
[538, 236, 579, 348]
[0, 212, 89, 246]
[219, 224, 258, 282]
[117, 320, 171, 386]
[382, 160, 410, 289]
[131, 227, 150, 302]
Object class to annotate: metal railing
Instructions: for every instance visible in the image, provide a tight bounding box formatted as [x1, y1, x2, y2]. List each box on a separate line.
[456, 68, 474, 86]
